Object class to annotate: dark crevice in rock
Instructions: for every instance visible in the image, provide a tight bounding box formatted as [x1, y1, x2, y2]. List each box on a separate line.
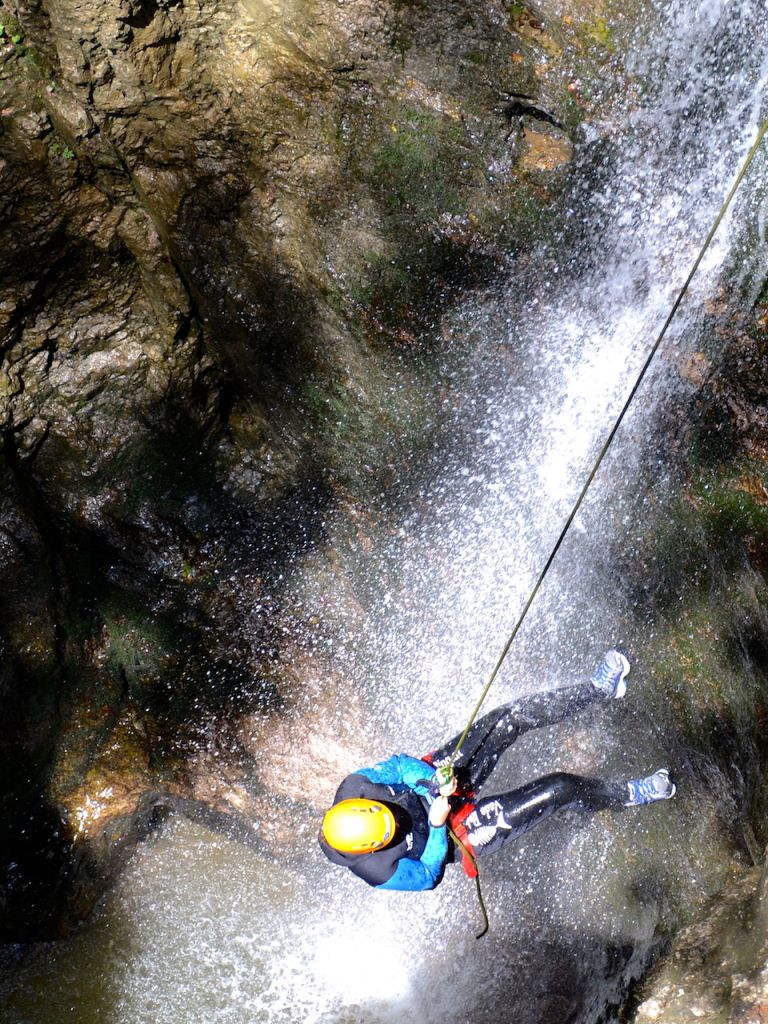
[2, 428, 67, 663]
[501, 92, 566, 131]
[0, 436, 74, 939]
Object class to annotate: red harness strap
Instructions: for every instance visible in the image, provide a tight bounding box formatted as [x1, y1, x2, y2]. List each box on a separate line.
[421, 752, 478, 879]
[448, 802, 479, 878]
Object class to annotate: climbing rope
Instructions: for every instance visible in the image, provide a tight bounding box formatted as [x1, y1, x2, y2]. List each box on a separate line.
[448, 112, 768, 939]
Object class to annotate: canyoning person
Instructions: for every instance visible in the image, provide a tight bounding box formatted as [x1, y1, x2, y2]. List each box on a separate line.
[318, 651, 676, 891]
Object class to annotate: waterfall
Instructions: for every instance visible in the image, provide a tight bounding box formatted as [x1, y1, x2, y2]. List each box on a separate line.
[3, 1, 768, 1022]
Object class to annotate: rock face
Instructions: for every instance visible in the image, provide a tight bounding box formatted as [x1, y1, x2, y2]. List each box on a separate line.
[633, 856, 768, 1024]
[4, 0, 768, 1017]
[610, 297, 768, 1022]
[0, 0, 596, 937]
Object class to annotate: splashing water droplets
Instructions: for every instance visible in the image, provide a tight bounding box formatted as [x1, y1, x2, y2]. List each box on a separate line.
[5, 1, 768, 1022]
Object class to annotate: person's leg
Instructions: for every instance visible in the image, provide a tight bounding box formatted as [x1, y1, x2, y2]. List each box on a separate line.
[427, 684, 599, 786]
[462, 772, 627, 857]
[427, 649, 629, 791]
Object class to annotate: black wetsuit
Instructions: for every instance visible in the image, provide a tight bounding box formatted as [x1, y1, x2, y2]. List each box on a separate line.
[426, 682, 626, 860]
[320, 681, 627, 889]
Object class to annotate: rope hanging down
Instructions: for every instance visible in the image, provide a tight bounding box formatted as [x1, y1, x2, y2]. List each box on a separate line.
[449, 113, 768, 938]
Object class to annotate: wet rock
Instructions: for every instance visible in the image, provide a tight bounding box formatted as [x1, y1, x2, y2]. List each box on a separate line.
[0, 0, 620, 939]
[0, 13, 766, 1024]
[633, 857, 768, 1024]
[519, 122, 574, 174]
[610, 301, 768, 1021]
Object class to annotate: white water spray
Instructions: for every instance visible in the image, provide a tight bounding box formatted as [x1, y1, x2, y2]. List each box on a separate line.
[4, 2, 768, 1022]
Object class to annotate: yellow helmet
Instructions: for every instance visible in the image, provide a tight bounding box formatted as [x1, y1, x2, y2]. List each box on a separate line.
[321, 798, 396, 853]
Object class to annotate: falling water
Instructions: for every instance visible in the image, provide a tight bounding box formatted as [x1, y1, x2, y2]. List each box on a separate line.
[4, 1, 768, 1022]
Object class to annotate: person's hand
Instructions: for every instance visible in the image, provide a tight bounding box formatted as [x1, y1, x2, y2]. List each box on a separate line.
[439, 774, 458, 797]
[428, 795, 451, 827]
[431, 765, 458, 797]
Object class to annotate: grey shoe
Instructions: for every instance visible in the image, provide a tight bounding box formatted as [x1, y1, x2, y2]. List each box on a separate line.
[625, 768, 676, 806]
[590, 649, 630, 699]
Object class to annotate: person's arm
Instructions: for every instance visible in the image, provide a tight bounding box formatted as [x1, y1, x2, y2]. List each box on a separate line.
[356, 754, 434, 796]
[375, 821, 449, 891]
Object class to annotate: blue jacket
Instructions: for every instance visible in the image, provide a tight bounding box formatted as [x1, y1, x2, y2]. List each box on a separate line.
[319, 754, 449, 891]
